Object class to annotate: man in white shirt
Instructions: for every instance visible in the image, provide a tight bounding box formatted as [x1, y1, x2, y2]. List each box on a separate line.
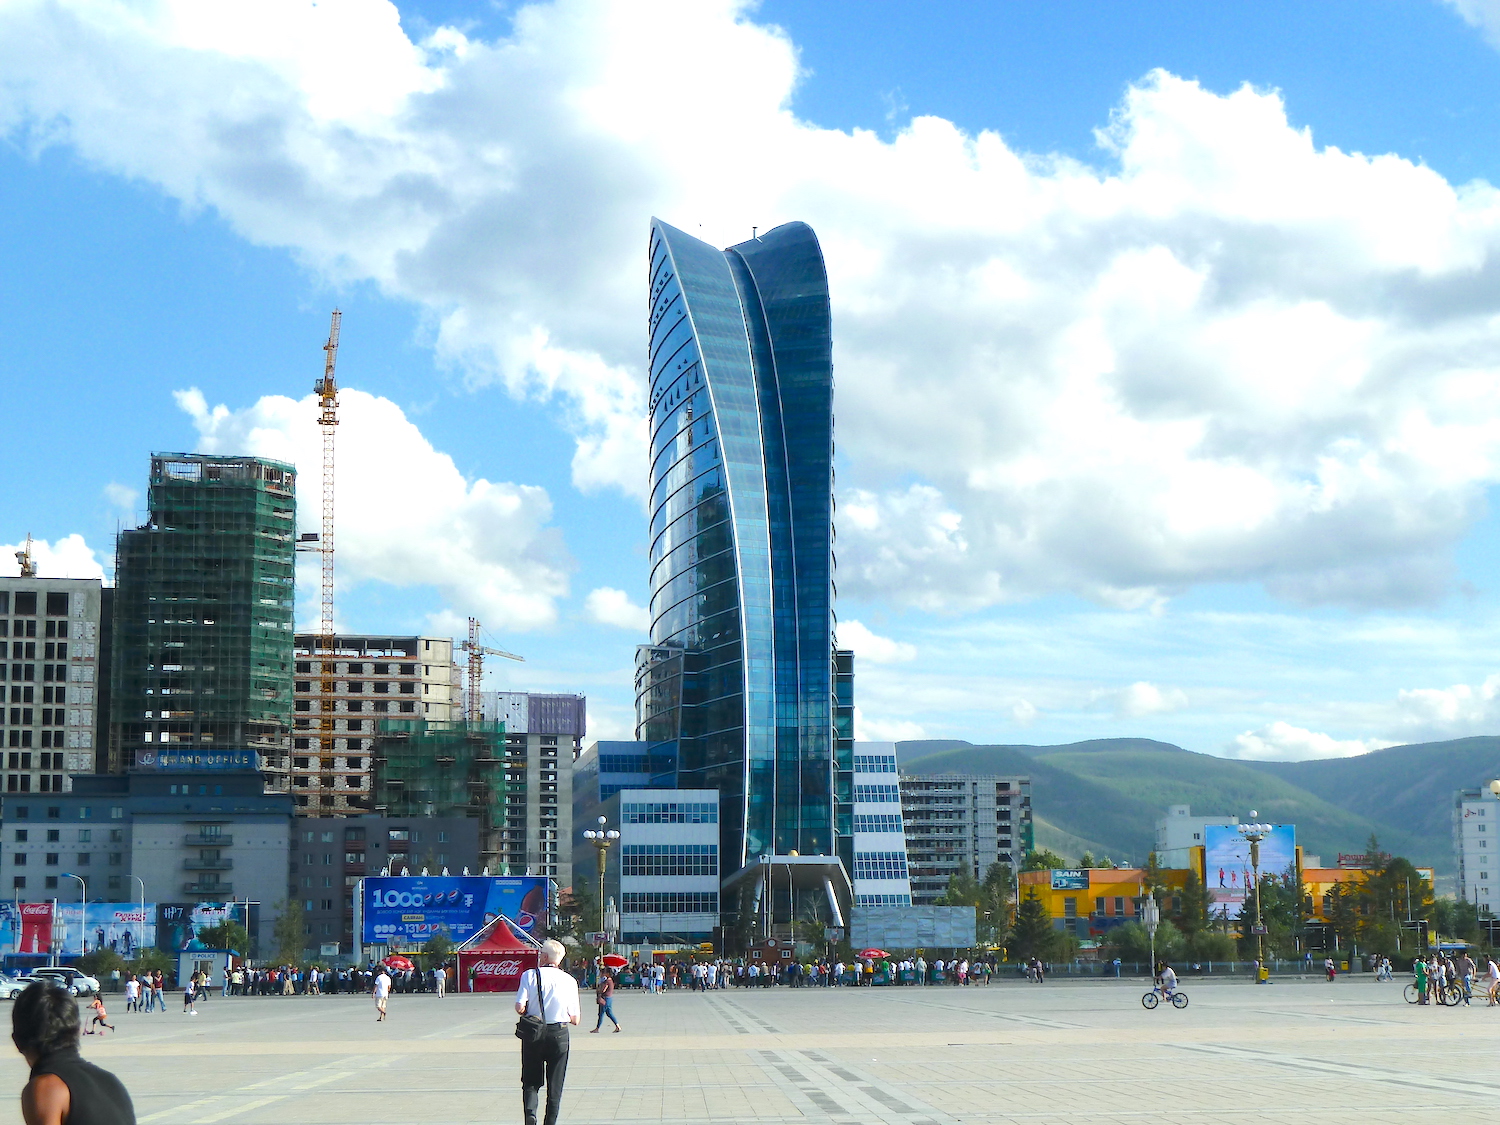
[514, 939, 580, 1125]
[373, 968, 392, 1022]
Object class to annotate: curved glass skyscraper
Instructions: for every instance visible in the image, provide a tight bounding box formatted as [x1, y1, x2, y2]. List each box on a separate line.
[638, 219, 853, 877]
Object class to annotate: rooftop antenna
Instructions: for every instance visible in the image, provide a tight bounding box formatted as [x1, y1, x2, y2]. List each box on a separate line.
[15, 534, 36, 578]
[751, 226, 758, 240]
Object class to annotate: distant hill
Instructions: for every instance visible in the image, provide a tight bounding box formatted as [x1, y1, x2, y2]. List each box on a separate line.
[1244, 736, 1500, 861]
[896, 736, 1457, 872]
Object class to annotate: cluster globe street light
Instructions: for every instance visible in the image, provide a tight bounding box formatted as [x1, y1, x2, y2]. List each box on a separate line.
[1237, 814, 1274, 983]
[582, 816, 621, 949]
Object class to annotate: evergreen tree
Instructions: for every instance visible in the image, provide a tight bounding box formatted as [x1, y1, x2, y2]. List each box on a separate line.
[1173, 870, 1213, 939]
[272, 899, 305, 966]
[1009, 890, 1056, 961]
[1021, 849, 1068, 873]
[1079, 851, 1096, 869]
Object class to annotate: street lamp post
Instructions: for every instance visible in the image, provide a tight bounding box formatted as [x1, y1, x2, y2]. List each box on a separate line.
[60, 873, 85, 956]
[1237, 815, 1272, 983]
[130, 876, 146, 959]
[1142, 894, 1160, 977]
[582, 816, 620, 949]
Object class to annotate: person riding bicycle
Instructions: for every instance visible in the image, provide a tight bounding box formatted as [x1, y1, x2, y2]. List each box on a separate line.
[1156, 962, 1178, 995]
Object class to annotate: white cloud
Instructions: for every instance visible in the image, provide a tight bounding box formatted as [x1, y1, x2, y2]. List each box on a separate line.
[1395, 673, 1500, 732]
[584, 587, 648, 632]
[1444, 0, 1500, 47]
[0, 535, 106, 581]
[1114, 681, 1188, 719]
[1009, 699, 1038, 726]
[835, 619, 916, 664]
[102, 482, 138, 514]
[1228, 721, 1394, 761]
[8, 2, 1500, 611]
[853, 707, 925, 743]
[175, 385, 571, 631]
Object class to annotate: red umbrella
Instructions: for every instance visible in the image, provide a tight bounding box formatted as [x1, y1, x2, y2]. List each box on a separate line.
[383, 955, 415, 971]
[859, 948, 890, 960]
[600, 954, 629, 969]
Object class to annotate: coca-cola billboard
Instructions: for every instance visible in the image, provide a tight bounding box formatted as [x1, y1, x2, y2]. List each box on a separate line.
[463, 950, 538, 992]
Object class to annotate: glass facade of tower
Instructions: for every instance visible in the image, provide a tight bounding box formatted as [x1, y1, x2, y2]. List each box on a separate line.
[637, 218, 852, 876]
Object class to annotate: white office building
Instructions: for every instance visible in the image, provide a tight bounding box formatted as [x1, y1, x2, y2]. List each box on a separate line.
[1455, 785, 1500, 914]
[851, 743, 911, 906]
[610, 788, 719, 945]
[1155, 804, 1240, 869]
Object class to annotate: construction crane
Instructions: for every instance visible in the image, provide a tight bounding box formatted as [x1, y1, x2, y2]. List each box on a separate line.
[461, 616, 524, 723]
[14, 534, 35, 578]
[314, 310, 341, 754]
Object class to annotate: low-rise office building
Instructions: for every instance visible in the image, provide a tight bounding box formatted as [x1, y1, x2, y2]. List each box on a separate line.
[1454, 785, 1500, 913]
[291, 814, 481, 956]
[1155, 804, 1240, 869]
[1, 769, 292, 955]
[851, 744, 912, 907]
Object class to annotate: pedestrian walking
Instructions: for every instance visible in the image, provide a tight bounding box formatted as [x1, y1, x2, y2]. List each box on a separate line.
[182, 979, 197, 1016]
[12, 983, 135, 1124]
[151, 971, 165, 1014]
[515, 939, 580, 1125]
[590, 968, 621, 1034]
[123, 976, 139, 1014]
[374, 968, 392, 1022]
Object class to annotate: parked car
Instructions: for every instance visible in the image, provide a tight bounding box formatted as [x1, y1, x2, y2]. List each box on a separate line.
[28, 967, 100, 996]
[0, 973, 29, 1000]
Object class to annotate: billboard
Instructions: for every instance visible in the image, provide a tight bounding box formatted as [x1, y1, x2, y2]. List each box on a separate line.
[154, 903, 254, 955]
[1050, 869, 1089, 890]
[851, 904, 977, 950]
[361, 876, 549, 947]
[1203, 824, 1297, 917]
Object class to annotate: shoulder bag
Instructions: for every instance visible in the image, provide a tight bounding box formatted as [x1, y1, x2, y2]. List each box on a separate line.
[515, 967, 546, 1043]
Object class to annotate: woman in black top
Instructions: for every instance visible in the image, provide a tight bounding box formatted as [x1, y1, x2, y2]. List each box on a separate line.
[11, 982, 135, 1124]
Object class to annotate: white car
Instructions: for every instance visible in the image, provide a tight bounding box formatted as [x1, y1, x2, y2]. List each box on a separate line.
[0, 973, 28, 1000]
[28, 967, 101, 996]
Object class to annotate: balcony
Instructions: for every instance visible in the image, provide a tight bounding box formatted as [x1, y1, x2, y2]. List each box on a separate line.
[183, 882, 233, 895]
[184, 835, 231, 847]
[183, 858, 233, 871]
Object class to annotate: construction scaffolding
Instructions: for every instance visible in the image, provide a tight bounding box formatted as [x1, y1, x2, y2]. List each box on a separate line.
[109, 454, 297, 781]
[371, 719, 508, 870]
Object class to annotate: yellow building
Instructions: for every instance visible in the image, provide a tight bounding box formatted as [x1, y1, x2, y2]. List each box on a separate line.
[1019, 866, 1193, 939]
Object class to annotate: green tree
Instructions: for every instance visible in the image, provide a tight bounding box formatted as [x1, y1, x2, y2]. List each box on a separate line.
[76, 949, 125, 980]
[272, 899, 305, 966]
[1078, 851, 1097, 869]
[1142, 852, 1169, 901]
[422, 926, 455, 966]
[1172, 870, 1213, 939]
[939, 863, 1012, 946]
[1022, 849, 1068, 873]
[128, 949, 171, 977]
[1185, 931, 1237, 961]
[1008, 890, 1056, 961]
[196, 920, 249, 955]
[1103, 919, 1184, 963]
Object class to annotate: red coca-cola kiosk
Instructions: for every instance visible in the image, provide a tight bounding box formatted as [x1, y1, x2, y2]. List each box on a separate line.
[456, 915, 540, 993]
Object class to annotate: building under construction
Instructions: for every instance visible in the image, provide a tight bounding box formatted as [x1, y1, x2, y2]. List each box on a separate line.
[371, 719, 508, 871]
[291, 634, 460, 814]
[109, 454, 296, 784]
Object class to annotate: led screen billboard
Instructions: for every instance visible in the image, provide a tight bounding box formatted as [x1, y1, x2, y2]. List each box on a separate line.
[361, 875, 549, 947]
[1203, 824, 1296, 917]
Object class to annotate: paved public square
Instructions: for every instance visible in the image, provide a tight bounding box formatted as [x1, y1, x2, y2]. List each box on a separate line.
[1, 977, 1495, 1124]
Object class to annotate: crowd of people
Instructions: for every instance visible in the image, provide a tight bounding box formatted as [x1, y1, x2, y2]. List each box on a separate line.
[593, 955, 1007, 990]
[1409, 950, 1500, 1005]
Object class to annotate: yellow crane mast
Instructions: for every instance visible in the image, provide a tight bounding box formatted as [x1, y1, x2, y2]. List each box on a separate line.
[461, 616, 524, 723]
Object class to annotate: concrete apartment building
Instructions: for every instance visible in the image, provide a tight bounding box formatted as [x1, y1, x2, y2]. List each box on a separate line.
[479, 692, 583, 883]
[900, 773, 1033, 905]
[1, 577, 109, 795]
[291, 813, 480, 955]
[291, 634, 460, 814]
[1455, 785, 1500, 914]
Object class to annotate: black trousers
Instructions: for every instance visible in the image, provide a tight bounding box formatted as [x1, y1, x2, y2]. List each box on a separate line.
[521, 1025, 570, 1125]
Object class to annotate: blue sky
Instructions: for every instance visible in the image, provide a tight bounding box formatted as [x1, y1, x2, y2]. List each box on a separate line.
[5, 0, 1500, 757]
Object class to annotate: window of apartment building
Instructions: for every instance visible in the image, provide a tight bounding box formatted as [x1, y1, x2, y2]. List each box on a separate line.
[45, 830, 58, 843]
[11, 854, 24, 867]
[44, 854, 57, 866]
[12, 830, 24, 843]
[11, 877, 22, 889]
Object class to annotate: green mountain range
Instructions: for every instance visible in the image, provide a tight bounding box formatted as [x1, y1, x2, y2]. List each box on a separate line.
[896, 735, 1500, 875]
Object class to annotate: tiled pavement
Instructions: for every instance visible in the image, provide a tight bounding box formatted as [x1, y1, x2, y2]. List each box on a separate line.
[1, 976, 1495, 1124]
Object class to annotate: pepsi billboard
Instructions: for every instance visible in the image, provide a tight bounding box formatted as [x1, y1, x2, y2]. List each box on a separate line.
[361, 875, 549, 946]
